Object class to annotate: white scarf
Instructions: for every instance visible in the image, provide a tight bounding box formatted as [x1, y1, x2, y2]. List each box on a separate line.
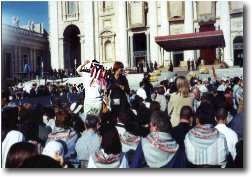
[42, 141, 65, 159]
[91, 149, 124, 168]
[120, 131, 141, 153]
[185, 124, 228, 167]
[2, 130, 25, 168]
[142, 132, 179, 168]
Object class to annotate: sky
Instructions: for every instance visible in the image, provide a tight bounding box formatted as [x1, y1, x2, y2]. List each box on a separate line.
[2, 1, 49, 31]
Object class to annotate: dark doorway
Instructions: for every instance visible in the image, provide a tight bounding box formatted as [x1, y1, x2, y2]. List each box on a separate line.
[173, 52, 184, 67]
[133, 33, 147, 67]
[63, 25, 81, 70]
[199, 24, 216, 65]
[233, 36, 243, 66]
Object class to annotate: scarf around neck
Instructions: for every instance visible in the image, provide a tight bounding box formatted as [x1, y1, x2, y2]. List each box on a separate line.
[92, 148, 123, 168]
[120, 131, 141, 153]
[142, 132, 179, 168]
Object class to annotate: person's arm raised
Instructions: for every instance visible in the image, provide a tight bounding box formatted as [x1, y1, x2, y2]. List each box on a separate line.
[76, 60, 90, 76]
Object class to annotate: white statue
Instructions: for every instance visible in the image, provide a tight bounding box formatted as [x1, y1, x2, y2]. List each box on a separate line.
[16, 16, 20, 28]
[28, 20, 31, 30]
[12, 16, 16, 26]
[31, 21, 35, 31]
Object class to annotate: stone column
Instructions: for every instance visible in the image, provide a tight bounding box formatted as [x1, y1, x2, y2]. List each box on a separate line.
[14, 46, 18, 74]
[149, 1, 158, 65]
[160, 1, 170, 65]
[184, 1, 194, 61]
[129, 34, 134, 67]
[83, 1, 95, 60]
[118, 1, 128, 66]
[58, 38, 64, 69]
[48, 1, 59, 69]
[220, 1, 232, 66]
[78, 35, 85, 62]
[18, 46, 22, 72]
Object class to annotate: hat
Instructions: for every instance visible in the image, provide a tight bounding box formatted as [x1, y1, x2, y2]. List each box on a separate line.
[169, 78, 174, 82]
[70, 102, 83, 114]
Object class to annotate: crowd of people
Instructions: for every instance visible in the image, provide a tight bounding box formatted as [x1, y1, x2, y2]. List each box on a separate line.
[1, 59, 243, 168]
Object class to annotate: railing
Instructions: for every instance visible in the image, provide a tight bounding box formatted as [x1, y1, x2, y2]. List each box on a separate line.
[65, 13, 79, 21]
[2, 24, 47, 39]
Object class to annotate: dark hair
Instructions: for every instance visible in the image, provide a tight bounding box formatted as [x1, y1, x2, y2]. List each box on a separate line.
[117, 111, 130, 125]
[233, 77, 240, 85]
[139, 81, 144, 87]
[224, 87, 233, 94]
[150, 101, 161, 112]
[18, 119, 38, 141]
[85, 114, 99, 129]
[55, 108, 72, 128]
[5, 142, 38, 168]
[99, 125, 122, 155]
[215, 107, 228, 121]
[196, 102, 215, 125]
[150, 111, 171, 132]
[112, 61, 124, 73]
[157, 86, 165, 95]
[180, 106, 192, 120]
[20, 155, 62, 168]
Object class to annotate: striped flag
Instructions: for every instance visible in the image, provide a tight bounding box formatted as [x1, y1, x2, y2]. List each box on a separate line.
[90, 63, 103, 80]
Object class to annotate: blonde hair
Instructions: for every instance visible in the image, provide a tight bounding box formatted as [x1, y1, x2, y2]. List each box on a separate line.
[176, 76, 190, 98]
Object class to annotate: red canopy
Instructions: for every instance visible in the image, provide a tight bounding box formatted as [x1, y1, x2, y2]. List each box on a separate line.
[155, 30, 225, 52]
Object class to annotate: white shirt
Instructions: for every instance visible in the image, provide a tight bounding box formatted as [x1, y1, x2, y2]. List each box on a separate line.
[155, 94, 167, 112]
[82, 72, 102, 102]
[136, 87, 147, 100]
[215, 124, 238, 159]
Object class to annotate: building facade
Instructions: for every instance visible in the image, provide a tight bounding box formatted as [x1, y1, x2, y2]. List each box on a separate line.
[48, 1, 243, 69]
[1, 23, 49, 87]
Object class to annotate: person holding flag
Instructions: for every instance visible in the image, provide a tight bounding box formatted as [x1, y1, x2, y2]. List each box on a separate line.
[76, 59, 106, 121]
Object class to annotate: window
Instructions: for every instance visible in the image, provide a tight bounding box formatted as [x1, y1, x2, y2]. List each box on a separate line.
[6, 53, 12, 78]
[105, 41, 113, 62]
[67, 1, 77, 14]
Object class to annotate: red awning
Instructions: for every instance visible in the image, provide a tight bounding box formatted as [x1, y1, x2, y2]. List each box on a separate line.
[155, 30, 225, 52]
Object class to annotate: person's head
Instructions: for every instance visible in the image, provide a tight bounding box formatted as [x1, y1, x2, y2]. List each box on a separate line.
[5, 142, 38, 168]
[176, 76, 190, 97]
[191, 87, 200, 100]
[99, 125, 122, 155]
[84, 114, 100, 130]
[150, 111, 171, 132]
[180, 106, 192, 123]
[214, 106, 228, 123]
[42, 141, 65, 166]
[117, 111, 130, 125]
[150, 101, 161, 112]
[224, 87, 233, 99]
[20, 155, 62, 168]
[233, 77, 240, 85]
[157, 86, 165, 95]
[139, 81, 144, 88]
[55, 108, 72, 128]
[112, 61, 124, 75]
[196, 102, 215, 125]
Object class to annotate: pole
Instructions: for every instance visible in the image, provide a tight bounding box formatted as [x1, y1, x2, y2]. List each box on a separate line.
[74, 59, 77, 76]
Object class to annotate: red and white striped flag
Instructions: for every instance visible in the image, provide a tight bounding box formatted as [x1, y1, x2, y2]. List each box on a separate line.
[90, 64, 103, 80]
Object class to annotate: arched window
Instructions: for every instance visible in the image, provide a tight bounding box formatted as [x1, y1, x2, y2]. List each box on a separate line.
[105, 41, 113, 62]
[67, 1, 77, 14]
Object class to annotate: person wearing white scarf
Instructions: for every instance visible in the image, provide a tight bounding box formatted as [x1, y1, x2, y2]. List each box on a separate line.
[130, 111, 186, 168]
[2, 130, 25, 168]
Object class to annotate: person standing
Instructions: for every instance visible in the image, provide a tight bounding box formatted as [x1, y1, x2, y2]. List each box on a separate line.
[109, 61, 130, 116]
[76, 60, 104, 119]
[187, 59, 190, 71]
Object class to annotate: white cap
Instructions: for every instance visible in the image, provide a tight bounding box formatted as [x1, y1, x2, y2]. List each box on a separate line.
[221, 77, 227, 81]
[70, 102, 83, 114]
[169, 78, 174, 82]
